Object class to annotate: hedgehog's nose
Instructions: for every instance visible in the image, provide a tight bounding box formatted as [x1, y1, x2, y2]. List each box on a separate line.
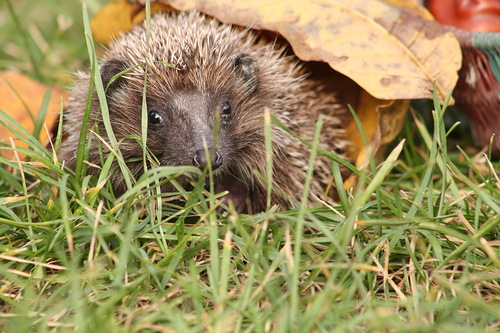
[192, 148, 223, 170]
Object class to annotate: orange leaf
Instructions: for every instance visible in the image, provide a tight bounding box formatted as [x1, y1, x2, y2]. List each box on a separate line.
[90, 0, 136, 44]
[0, 72, 65, 160]
[344, 93, 409, 189]
[131, 2, 176, 25]
[91, 0, 175, 44]
[346, 92, 409, 166]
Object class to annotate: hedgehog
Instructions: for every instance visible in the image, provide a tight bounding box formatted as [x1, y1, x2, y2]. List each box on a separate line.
[58, 11, 351, 213]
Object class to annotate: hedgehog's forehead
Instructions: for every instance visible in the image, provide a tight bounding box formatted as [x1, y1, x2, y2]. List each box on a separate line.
[121, 56, 236, 93]
[115, 42, 244, 92]
[117, 40, 244, 71]
[109, 15, 257, 93]
[111, 14, 252, 70]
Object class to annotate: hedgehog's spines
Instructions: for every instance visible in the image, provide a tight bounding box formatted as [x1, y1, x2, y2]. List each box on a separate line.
[59, 11, 350, 213]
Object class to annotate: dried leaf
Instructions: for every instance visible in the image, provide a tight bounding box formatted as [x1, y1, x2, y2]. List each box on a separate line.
[90, 0, 135, 44]
[346, 92, 409, 166]
[131, 2, 175, 25]
[0, 72, 64, 159]
[162, 0, 461, 102]
[91, 0, 174, 44]
[344, 93, 409, 188]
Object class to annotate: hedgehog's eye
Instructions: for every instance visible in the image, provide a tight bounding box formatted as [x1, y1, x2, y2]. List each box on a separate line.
[148, 110, 164, 125]
[222, 102, 231, 116]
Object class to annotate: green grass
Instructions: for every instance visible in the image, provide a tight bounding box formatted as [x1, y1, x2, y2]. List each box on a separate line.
[1, 1, 499, 332]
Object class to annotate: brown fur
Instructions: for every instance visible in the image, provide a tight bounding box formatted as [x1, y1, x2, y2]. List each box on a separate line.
[59, 12, 350, 213]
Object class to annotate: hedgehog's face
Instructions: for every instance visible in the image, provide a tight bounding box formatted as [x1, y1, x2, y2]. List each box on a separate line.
[98, 52, 270, 212]
[144, 91, 232, 171]
[99, 53, 266, 180]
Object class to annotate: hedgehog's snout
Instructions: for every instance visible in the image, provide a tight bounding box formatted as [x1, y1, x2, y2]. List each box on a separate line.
[192, 148, 223, 171]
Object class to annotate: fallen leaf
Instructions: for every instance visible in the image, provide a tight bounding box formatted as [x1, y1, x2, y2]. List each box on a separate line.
[161, 0, 461, 103]
[344, 94, 408, 189]
[131, 2, 176, 25]
[345, 92, 409, 167]
[91, 0, 174, 44]
[90, 0, 136, 44]
[0, 72, 65, 160]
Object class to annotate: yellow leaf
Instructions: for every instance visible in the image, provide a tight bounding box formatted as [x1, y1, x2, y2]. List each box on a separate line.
[91, 0, 176, 44]
[131, 2, 176, 25]
[90, 0, 136, 44]
[345, 92, 380, 163]
[348, 93, 408, 166]
[344, 92, 409, 189]
[161, 0, 461, 103]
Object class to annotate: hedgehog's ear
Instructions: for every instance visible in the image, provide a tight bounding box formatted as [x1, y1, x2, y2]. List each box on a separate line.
[233, 54, 259, 93]
[100, 58, 130, 95]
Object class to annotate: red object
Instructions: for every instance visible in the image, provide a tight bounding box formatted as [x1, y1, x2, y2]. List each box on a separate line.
[427, 0, 500, 158]
[427, 0, 500, 32]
